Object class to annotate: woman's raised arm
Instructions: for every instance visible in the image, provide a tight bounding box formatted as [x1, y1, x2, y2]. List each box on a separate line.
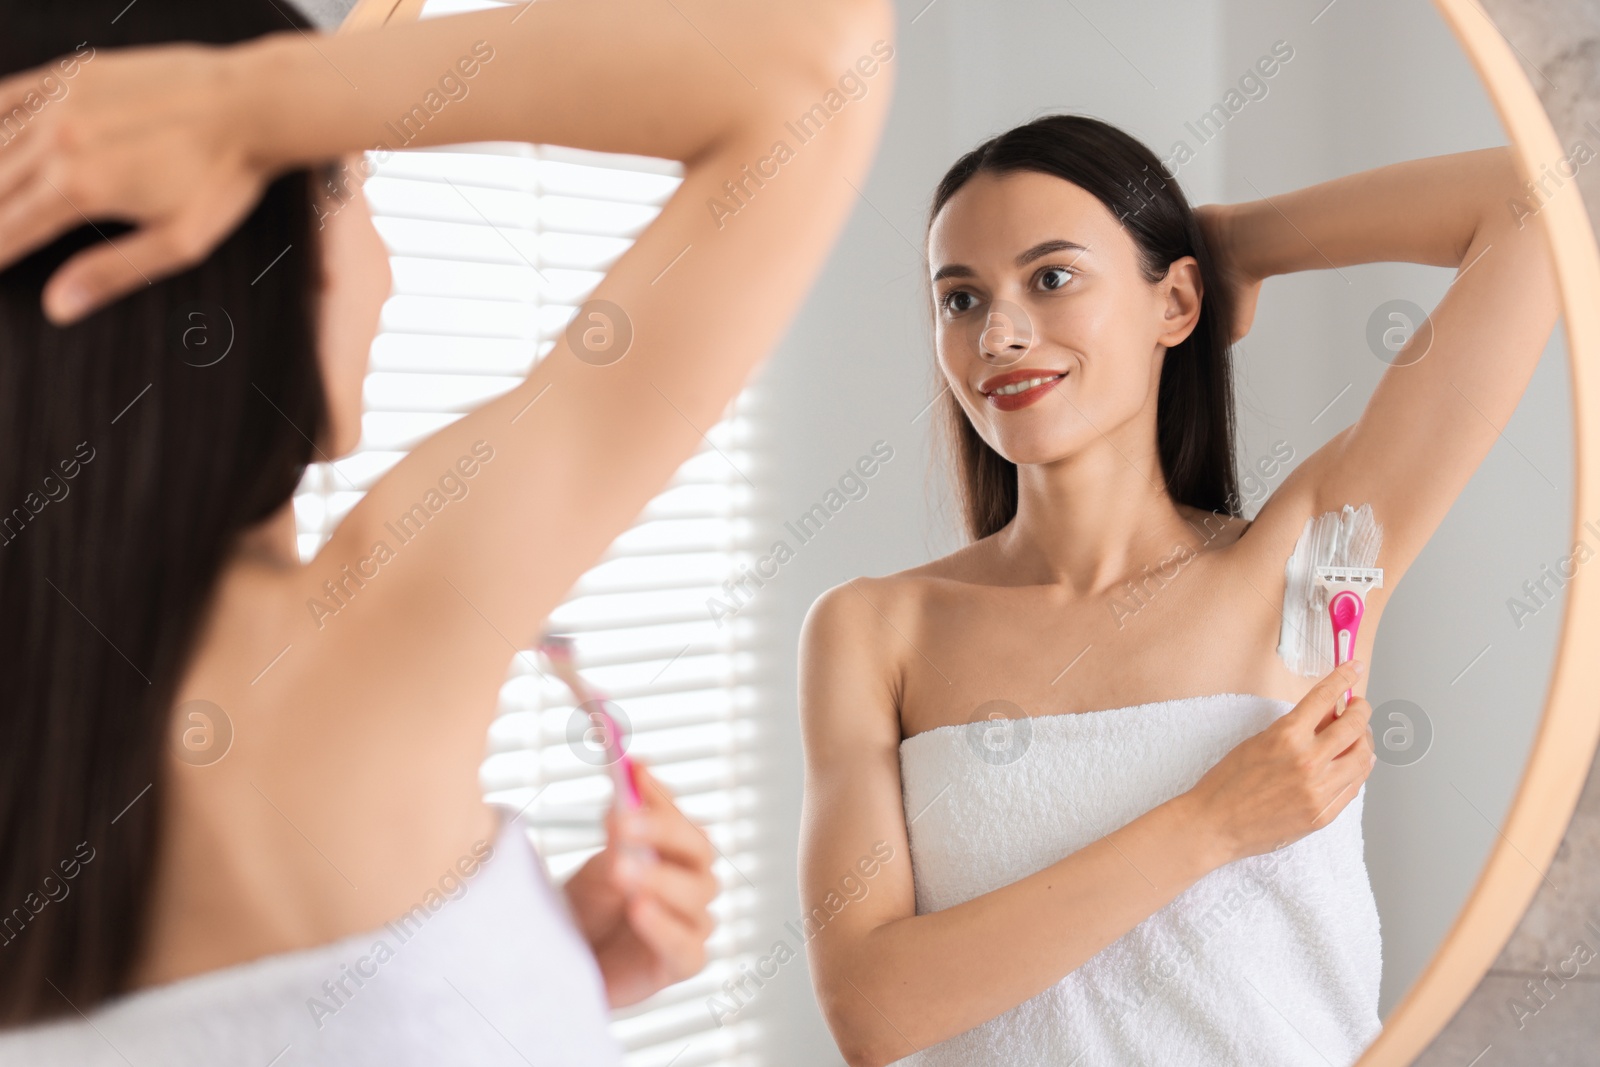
[1221, 146, 1561, 582]
[0, 1, 883, 316]
[0, 0, 895, 857]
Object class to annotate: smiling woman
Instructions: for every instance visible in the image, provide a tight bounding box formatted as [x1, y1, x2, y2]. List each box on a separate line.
[927, 115, 1240, 542]
[796, 92, 1558, 1065]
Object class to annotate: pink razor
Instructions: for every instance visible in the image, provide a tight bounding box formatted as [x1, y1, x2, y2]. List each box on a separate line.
[536, 633, 643, 810]
[588, 701, 643, 811]
[1315, 565, 1383, 712]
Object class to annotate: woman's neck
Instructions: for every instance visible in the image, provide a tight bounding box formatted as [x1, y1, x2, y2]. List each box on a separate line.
[228, 497, 302, 572]
[997, 440, 1202, 596]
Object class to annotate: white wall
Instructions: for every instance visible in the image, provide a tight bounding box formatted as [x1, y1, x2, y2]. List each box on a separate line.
[742, 0, 1571, 1061]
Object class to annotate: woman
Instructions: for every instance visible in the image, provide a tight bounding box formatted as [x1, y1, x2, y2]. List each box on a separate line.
[797, 116, 1558, 1065]
[0, 0, 891, 1062]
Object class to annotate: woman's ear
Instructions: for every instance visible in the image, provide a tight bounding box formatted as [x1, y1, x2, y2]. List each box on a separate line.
[1156, 255, 1204, 349]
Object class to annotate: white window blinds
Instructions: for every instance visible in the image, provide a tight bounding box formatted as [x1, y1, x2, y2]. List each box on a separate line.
[291, 5, 766, 1062]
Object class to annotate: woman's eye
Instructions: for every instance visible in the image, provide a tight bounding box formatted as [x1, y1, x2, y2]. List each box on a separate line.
[941, 290, 976, 314]
[1039, 266, 1075, 291]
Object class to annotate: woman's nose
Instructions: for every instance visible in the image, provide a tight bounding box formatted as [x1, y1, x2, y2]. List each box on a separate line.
[976, 298, 1035, 366]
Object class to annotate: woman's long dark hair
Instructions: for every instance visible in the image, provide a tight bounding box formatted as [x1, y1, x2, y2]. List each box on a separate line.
[0, 1, 328, 1023]
[925, 114, 1241, 542]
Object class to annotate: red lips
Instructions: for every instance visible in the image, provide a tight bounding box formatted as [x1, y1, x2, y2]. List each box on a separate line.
[979, 368, 1067, 411]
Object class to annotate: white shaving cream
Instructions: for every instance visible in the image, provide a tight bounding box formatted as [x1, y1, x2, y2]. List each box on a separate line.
[1277, 503, 1383, 676]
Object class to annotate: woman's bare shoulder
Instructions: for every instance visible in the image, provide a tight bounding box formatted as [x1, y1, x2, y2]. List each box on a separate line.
[798, 545, 998, 726]
[802, 539, 994, 634]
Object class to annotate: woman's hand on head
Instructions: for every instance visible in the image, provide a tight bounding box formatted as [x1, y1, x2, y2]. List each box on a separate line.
[1193, 202, 1262, 344]
[1182, 660, 1376, 865]
[0, 42, 272, 324]
[561, 761, 720, 1008]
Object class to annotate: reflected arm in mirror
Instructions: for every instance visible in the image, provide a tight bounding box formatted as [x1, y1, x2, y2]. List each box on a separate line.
[1222, 146, 1562, 582]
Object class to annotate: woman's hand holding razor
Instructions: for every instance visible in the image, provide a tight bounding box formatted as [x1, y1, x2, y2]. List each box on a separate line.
[1182, 660, 1376, 866]
[561, 761, 721, 1009]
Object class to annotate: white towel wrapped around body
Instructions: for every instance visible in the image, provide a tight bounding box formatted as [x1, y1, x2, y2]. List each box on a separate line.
[894, 692, 1382, 1066]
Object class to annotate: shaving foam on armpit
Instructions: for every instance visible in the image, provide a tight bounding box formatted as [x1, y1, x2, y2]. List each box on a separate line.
[1277, 503, 1383, 677]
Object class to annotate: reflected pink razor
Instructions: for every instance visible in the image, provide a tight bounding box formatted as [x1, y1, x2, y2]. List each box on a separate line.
[536, 633, 643, 810]
[1315, 565, 1383, 712]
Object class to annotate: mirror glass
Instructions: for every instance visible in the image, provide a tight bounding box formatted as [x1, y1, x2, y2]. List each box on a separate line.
[749, 0, 1573, 1060]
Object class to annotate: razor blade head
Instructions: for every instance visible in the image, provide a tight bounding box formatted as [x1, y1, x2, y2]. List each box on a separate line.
[1314, 565, 1384, 590]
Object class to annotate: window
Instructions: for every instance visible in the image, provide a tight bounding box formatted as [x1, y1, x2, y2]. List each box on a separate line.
[292, 4, 765, 1062]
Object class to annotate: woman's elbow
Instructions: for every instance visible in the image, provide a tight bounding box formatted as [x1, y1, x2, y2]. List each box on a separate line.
[776, 0, 897, 99]
[833, 1028, 907, 1067]
[818, 990, 915, 1067]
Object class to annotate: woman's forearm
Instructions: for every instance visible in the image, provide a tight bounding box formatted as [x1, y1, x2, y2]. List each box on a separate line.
[234, 0, 852, 171]
[826, 793, 1229, 1067]
[1225, 146, 1519, 279]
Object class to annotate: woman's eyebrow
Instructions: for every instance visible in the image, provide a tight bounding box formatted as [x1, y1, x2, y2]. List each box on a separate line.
[1018, 238, 1091, 266]
[931, 239, 1092, 283]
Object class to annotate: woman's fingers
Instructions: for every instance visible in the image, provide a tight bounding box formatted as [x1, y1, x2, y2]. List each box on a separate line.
[626, 762, 718, 871]
[633, 852, 719, 932]
[39, 174, 264, 323]
[0, 152, 255, 323]
[40, 233, 165, 324]
[0, 45, 273, 319]
[1313, 694, 1373, 764]
[0, 174, 79, 274]
[1315, 729, 1378, 824]
[608, 760, 718, 935]
[625, 892, 709, 982]
[1285, 659, 1364, 733]
[631, 759, 672, 809]
[1308, 707, 1377, 832]
[42, 222, 191, 324]
[638, 810, 716, 871]
[0, 67, 55, 205]
[1310, 765, 1366, 830]
[0, 123, 49, 210]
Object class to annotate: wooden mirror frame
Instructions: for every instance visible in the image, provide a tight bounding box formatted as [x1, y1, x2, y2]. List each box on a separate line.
[334, 0, 1600, 1062]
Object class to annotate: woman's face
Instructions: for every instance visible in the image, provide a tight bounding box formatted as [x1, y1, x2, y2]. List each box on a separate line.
[315, 155, 391, 459]
[927, 169, 1202, 468]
